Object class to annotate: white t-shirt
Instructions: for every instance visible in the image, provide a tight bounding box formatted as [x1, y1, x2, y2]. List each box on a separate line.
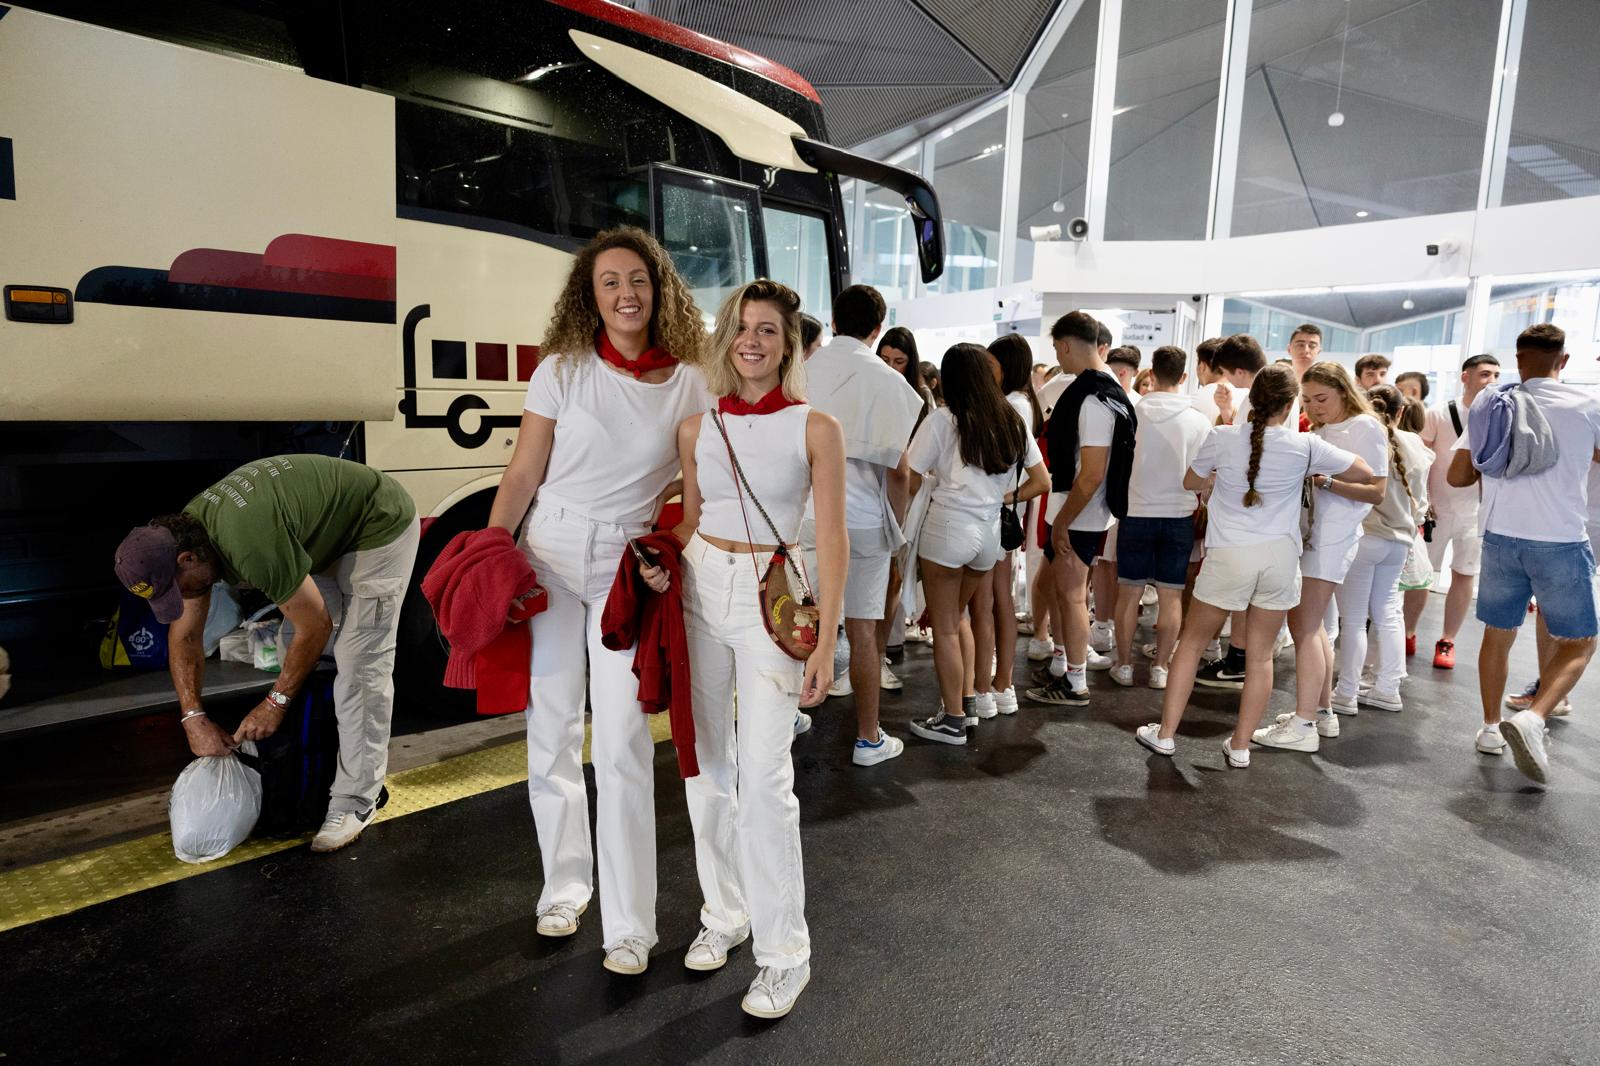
[1419, 399, 1475, 517]
[1473, 378, 1600, 543]
[1190, 381, 1244, 426]
[907, 407, 1043, 522]
[1363, 430, 1433, 542]
[523, 353, 712, 527]
[1045, 394, 1116, 531]
[1309, 415, 1389, 546]
[1191, 424, 1357, 550]
[1007, 391, 1036, 436]
[1126, 392, 1211, 518]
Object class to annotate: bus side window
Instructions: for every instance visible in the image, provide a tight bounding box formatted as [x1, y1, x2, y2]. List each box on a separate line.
[23, 0, 304, 70]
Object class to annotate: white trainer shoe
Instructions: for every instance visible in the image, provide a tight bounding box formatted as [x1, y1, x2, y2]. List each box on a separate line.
[1220, 738, 1251, 768]
[1135, 723, 1174, 756]
[1139, 642, 1159, 660]
[828, 672, 852, 698]
[1203, 638, 1224, 662]
[1109, 664, 1135, 687]
[1148, 666, 1168, 690]
[1090, 621, 1115, 654]
[993, 688, 1019, 715]
[1026, 638, 1054, 661]
[603, 937, 651, 975]
[793, 712, 812, 736]
[972, 691, 998, 719]
[1359, 689, 1403, 713]
[1252, 715, 1320, 752]
[1266, 710, 1338, 740]
[1086, 649, 1114, 671]
[1475, 725, 1505, 755]
[1500, 709, 1551, 784]
[684, 925, 749, 971]
[852, 730, 904, 767]
[535, 901, 587, 938]
[1330, 693, 1359, 716]
[310, 807, 373, 853]
[879, 658, 903, 691]
[1140, 585, 1158, 608]
[742, 962, 811, 1019]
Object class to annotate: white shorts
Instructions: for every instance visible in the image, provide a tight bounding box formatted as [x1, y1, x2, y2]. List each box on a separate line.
[1425, 508, 1482, 577]
[1097, 519, 1118, 564]
[918, 502, 1003, 572]
[799, 519, 894, 620]
[1193, 540, 1302, 613]
[1300, 535, 1361, 584]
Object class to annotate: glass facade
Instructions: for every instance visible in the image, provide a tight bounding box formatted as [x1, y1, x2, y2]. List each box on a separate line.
[927, 108, 1007, 294]
[1496, 0, 1600, 206]
[1015, 0, 1098, 281]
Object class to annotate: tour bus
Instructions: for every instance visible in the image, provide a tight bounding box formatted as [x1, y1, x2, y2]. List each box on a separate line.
[0, 0, 944, 726]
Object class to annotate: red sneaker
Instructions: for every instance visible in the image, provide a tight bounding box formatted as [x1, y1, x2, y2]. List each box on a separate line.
[1405, 634, 1417, 657]
[1433, 639, 1455, 669]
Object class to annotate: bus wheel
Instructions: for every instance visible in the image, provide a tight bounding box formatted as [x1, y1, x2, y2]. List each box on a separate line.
[393, 490, 496, 722]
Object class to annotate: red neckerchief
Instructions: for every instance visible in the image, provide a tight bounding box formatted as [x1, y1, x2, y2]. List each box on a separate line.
[718, 386, 803, 416]
[596, 330, 676, 379]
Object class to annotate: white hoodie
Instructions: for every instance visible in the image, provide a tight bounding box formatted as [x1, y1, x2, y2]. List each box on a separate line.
[1127, 391, 1213, 518]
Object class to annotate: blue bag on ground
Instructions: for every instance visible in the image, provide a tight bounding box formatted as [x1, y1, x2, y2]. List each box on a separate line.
[99, 587, 169, 670]
[169, 744, 262, 863]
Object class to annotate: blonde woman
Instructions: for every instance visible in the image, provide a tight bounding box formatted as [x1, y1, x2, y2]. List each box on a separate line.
[643, 279, 846, 1018]
[487, 227, 710, 974]
[1256, 362, 1387, 752]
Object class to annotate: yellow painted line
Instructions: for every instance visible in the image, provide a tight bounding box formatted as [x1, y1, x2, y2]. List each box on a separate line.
[0, 714, 673, 933]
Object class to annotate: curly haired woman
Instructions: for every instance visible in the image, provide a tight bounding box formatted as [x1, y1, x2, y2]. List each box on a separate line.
[487, 226, 711, 975]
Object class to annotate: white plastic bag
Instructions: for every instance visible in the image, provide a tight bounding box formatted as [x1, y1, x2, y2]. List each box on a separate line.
[170, 743, 262, 863]
[1398, 532, 1435, 591]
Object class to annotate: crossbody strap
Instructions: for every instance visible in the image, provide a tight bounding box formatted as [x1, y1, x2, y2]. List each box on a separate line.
[710, 411, 815, 602]
[1448, 400, 1463, 438]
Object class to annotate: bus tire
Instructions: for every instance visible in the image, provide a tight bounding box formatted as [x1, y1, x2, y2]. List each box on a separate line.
[393, 489, 497, 722]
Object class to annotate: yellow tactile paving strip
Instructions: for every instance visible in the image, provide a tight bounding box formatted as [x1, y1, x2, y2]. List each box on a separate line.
[0, 714, 673, 934]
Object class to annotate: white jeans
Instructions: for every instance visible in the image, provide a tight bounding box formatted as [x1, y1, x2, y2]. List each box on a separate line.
[681, 534, 810, 970]
[1334, 535, 1410, 699]
[325, 517, 420, 814]
[520, 500, 658, 951]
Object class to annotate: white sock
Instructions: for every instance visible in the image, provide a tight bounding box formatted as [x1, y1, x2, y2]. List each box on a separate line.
[1292, 715, 1317, 732]
[1066, 662, 1087, 688]
[1050, 649, 1067, 677]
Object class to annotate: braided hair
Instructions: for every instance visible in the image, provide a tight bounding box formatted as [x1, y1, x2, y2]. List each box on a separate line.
[1242, 364, 1300, 508]
[1366, 384, 1417, 511]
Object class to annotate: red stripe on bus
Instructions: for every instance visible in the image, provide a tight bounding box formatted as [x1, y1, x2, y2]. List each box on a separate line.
[547, 0, 822, 105]
[264, 234, 397, 280]
[167, 249, 395, 301]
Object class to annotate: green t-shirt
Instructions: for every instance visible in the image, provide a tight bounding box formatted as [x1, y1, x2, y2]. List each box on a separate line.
[185, 455, 416, 603]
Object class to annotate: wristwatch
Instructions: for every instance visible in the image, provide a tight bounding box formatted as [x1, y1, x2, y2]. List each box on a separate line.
[266, 689, 290, 708]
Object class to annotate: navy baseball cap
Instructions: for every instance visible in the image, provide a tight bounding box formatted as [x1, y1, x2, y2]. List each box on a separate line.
[113, 526, 186, 624]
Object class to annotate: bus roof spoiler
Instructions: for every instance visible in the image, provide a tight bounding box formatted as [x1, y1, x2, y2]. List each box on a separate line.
[792, 138, 945, 285]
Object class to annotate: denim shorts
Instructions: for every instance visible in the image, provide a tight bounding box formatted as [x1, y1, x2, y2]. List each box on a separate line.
[1477, 532, 1598, 639]
[1116, 516, 1193, 589]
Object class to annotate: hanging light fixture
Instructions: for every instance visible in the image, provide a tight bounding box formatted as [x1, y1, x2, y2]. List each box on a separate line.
[1328, 0, 1351, 127]
[1051, 132, 1068, 213]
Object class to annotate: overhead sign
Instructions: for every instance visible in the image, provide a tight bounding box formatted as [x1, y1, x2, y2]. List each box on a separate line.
[1122, 310, 1174, 348]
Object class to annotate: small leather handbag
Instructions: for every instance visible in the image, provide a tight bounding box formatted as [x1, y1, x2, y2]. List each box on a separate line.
[711, 412, 821, 662]
[999, 453, 1026, 552]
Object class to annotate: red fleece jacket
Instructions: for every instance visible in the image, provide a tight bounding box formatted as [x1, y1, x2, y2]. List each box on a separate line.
[421, 527, 545, 716]
[600, 531, 698, 778]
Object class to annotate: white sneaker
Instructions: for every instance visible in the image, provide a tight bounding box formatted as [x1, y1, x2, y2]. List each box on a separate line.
[793, 712, 812, 736]
[1135, 723, 1174, 756]
[1267, 710, 1338, 740]
[1139, 642, 1159, 660]
[993, 688, 1019, 715]
[1330, 693, 1359, 716]
[1550, 698, 1573, 717]
[828, 672, 852, 698]
[1251, 715, 1320, 752]
[742, 962, 811, 1019]
[1090, 621, 1114, 654]
[1475, 725, 1505, 755]
[1026, 638, 1053, 661]
[1086, 649, 1113, 671]
[972, 691, 998, 719]
[904, 622, 932, 644]
[1148, 666, 1168, 690]
[1359, 689, 1403, 713]
[603, 937, 651, 975]
[879, 658, 903, 691]
[1140, 585, 1158, 608]
[1273, 628, 1293, 656]
[1500, 709, 1551, 784]
[1109, 664, 1134, 687]
[1220, 738, 1251, 768]
[684, 925, 749, 971]
[852, 730, 904, 767]
[535, 901, 587, 938]
[310, 807, 373, 853]
[1204, 638, 1224, 662]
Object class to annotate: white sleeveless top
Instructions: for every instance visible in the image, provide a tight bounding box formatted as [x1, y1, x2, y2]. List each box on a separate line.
[696, 405, 813, 544]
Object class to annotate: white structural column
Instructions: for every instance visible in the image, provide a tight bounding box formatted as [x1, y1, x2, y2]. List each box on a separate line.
[1083, 0, 1123, 241]
[1205, 0, 1253, 240]
[1478, 0, 1529, 211]
[997, 91, 1025, 286]
[1460, 275, 1495, 360]
[1016, 0, 1092, 92]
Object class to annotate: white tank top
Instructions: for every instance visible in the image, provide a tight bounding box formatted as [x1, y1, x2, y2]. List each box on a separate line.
[696, 405, 813, 544]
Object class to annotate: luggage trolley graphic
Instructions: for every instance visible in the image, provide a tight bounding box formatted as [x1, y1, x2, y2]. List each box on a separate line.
[399, 303, 537, 449]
